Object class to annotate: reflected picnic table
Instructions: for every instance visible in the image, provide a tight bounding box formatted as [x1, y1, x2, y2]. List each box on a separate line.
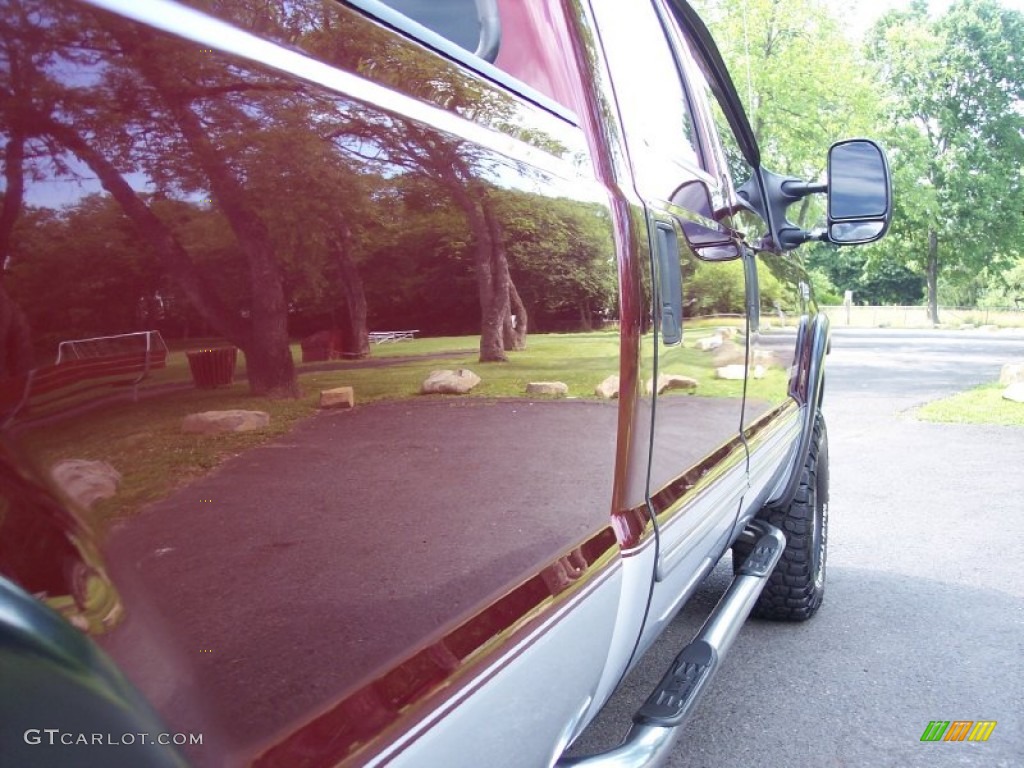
[368, 330, 420, 344]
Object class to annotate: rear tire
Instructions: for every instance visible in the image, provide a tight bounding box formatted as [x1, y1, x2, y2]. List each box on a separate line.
[733, 412, 828, 621]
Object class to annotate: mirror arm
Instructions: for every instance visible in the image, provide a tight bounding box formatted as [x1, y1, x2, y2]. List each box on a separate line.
[781, 180, 827, 198]
[738, 168, 824, 252]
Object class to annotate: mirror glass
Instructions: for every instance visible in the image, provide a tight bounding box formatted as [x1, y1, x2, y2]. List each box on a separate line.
[830, 220, 885, 243]
[829, 140, 889, 219]
[670, 180, 741, 261]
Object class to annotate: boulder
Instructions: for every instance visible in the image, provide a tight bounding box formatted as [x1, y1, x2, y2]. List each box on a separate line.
[696, 334, 723, 351]
[998, 363, 1024, 386]
[595, 375, 620, 399]
[715, 365, 765, 381]
[421, 369, 481, 395]
[319, 386, 355, 409]
[647, 374, 699, 395]
[1003, 383, 1024, 403]
[715, 364, 745, 380]
[526, 381, 569, 397]
[182, 410, 270, 434]
[51, 459, 121, 509]
[718, 326, 740, 340]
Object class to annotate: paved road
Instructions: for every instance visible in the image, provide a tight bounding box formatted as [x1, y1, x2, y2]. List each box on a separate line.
[572, 329, 1024, 767]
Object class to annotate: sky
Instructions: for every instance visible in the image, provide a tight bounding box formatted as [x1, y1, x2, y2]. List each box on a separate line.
[825, 0, 1024, 40]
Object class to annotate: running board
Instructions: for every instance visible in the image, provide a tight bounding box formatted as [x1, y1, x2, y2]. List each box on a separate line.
[557, 521, 785, 768]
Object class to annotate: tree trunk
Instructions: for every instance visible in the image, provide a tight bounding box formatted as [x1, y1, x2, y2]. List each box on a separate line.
[159, 94, 297, 397]
[506, 277, 528, 351]
[927, 229, 939, 325]
[0, 127, 34, 377]
[331, 232, 370, 359]
[99, 26, 298, 397]
[447, 182, 506, 361]
[0, 284, 33, 379]
[578, 294, 594, 331]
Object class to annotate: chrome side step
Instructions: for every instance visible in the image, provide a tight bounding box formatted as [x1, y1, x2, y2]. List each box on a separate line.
[557, 521, 785, 768]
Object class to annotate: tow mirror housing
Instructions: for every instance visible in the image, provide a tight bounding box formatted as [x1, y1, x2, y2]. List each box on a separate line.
[827, 139, 892, 245]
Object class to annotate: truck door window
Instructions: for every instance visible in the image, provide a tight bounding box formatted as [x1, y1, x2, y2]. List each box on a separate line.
[352, 0, 581, 113]
[589, 0, 700, 174]
[658, 7, 764, 239]
[373, 0, 494, 58]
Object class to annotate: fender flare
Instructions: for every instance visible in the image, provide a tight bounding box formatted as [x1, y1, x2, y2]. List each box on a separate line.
[769, 311, 830, 510]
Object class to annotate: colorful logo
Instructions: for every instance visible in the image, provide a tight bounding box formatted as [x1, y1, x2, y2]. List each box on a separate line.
[920, 721, 997, 742]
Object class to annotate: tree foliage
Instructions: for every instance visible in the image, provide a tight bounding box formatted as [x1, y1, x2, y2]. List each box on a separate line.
[865, 0, 1024, 320]
[695, 0, 878, 223]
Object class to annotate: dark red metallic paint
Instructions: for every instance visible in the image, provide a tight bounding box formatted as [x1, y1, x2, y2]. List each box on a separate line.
[0, 0, 821, 764]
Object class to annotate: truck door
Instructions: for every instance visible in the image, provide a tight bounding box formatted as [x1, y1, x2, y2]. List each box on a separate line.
[589, 0, 760, 648]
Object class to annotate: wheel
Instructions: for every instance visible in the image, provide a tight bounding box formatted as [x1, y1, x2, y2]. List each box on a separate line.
[733, 412, 829, 621]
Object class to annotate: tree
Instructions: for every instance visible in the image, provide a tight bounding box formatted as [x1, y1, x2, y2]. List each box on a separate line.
[0, 0, 380, 394]
[805, 243, 925, 305]
[866, 0, 1024, 323]
[695, 0, 879, 228]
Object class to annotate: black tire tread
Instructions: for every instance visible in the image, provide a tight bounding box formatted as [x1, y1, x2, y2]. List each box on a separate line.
[733, 413, 828, 621]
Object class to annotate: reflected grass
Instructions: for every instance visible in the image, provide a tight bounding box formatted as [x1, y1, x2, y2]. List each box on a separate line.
[17, 329, 787, 533]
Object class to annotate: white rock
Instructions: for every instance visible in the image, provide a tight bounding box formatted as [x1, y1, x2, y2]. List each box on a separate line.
[182, 410, 270, 434]
[319, 386, 355, 409]
[716, 364, 745, 380]
[714, 365, 763, 380]
[696, 334, 723, 351]
[1003, 383, 1024, 403]
[51, 459, 121, 509]
[595, 375, 620, 399]
[999, 363, 1024, 386]
[526, 381, 568, 396]
[421, 369, 481, 395]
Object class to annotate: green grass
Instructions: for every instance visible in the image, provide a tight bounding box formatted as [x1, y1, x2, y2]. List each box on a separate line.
[22, 329, 787, 534]
[917, 383, 1024, 427]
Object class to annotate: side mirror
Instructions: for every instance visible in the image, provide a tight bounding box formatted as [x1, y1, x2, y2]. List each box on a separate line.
[670, 180, 741, 261]
[827, 139, 893, 245]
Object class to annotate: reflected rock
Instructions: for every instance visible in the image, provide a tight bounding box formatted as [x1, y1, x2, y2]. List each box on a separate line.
[1002, 383, 1024, 403]
[319, 387, 355, 409]
[696, 334, 723, 351]
[647, 374, 699, 395]
[181, 410, 271, 434]
[715, 365, 763, 381]
[595, 375, 620, 400]
[526, 382, 569, 397]
[421, 369, 481, 395]
[50, 459, 122, 510]
[999, 363, 1024, 386]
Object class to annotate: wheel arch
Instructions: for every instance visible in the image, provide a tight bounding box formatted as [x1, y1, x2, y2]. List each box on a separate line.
[768, 311, 830, 511]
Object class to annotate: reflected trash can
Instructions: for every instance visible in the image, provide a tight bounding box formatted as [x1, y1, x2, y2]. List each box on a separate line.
[186, 347, 237, 389]
[300, 330, 343, 363]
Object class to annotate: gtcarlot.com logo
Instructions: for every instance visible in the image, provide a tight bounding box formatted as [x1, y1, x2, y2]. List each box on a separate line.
[23, 729, 203, 747]
[920, 720, 997, 742]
